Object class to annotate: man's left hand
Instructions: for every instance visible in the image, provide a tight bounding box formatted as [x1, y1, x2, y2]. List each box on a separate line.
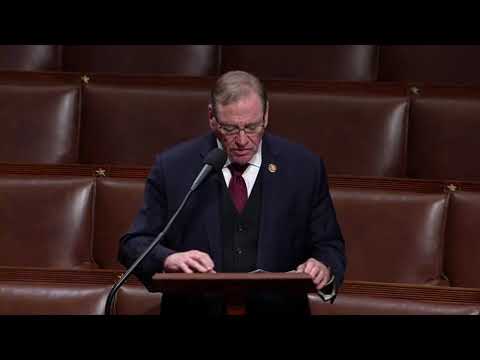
[296, 258, 331, 290]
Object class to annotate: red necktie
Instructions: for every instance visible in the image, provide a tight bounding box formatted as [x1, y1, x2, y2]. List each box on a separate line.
[228, 163, 248, 213]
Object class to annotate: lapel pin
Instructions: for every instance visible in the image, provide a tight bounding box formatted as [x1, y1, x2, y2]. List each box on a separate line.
[268, 163, 278, 173]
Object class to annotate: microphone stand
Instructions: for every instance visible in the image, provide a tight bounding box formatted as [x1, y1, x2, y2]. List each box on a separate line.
[104, 188, 194, 315]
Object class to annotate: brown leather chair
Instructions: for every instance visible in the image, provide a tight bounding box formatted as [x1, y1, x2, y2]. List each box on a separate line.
[268, 83, 409, 176]
[379, 45, 480, 84]
[116, 285, 162, 315]
[309, 293, 480, 315]
[0, 267, 127, 315]
[62, 45, 219, 76]
[408, 85, 480, 181]
[221, 45, 378, 81]
[444, 190, 480, 288]
[0, 281, 110, 315]
[0, 175, 97, 268]
[94, 178, 145, 269]
[331, 187, 449, 284]
[0, 45, 61, 71]
[0, 76, 81, 163]
[80, 77, 212, 165]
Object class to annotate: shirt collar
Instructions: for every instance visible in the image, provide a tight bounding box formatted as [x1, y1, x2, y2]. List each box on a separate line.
[216, 138, 262, 169]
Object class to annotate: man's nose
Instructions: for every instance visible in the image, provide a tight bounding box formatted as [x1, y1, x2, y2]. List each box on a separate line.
[236, 130, 249, 145]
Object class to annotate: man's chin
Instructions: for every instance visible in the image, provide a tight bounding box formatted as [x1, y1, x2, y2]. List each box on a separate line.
[230, 152, 253, 165]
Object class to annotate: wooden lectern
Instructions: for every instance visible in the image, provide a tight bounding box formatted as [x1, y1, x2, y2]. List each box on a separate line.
[149, 272, 317, 315]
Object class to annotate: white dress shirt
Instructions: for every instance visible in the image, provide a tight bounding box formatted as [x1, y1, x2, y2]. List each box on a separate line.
[216, 139, 262, 197]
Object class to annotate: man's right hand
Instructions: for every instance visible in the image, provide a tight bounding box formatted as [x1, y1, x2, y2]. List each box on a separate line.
[163, 250, 216, 273]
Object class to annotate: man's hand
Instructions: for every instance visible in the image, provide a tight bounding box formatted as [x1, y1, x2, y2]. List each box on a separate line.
[164, 250, 216, 273]
[297, 258, 331, 290]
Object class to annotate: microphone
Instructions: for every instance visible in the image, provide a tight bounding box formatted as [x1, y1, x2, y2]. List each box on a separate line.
[104, 148, 227, 315]
[191, 148, 228, 191]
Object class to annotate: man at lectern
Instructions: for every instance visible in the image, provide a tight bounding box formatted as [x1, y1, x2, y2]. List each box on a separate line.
[119, 70, 346, 316]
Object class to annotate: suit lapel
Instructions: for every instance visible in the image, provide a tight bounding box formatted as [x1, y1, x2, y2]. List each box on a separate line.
[257, 134, 282, 270]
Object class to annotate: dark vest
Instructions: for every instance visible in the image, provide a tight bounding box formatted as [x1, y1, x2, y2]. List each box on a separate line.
[220, 170, 262, 273]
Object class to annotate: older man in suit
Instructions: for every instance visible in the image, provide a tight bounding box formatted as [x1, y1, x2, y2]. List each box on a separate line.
[119, 70, 346, 316]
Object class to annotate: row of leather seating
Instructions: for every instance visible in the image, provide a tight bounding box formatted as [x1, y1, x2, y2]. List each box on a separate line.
[2, 268, 480, 315]
[2, 72, 480, 181]
[1, 164, 480, 314]
[2, 45, 480, 84]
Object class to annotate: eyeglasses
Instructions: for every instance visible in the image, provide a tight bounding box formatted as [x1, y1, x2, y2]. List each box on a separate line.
[213, 117, 265, 136]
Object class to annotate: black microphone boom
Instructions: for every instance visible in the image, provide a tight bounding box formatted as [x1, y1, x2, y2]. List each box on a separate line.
[104, 148, 227, 315]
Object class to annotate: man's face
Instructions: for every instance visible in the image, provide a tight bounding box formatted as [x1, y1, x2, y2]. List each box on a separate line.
[209, 92, 268, 165]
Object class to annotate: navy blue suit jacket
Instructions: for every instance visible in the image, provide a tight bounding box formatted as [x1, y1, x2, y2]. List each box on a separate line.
[119, 132, 346, 312]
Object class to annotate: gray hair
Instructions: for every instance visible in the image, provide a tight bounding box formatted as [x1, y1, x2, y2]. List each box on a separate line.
[210, 70, 268, 116]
